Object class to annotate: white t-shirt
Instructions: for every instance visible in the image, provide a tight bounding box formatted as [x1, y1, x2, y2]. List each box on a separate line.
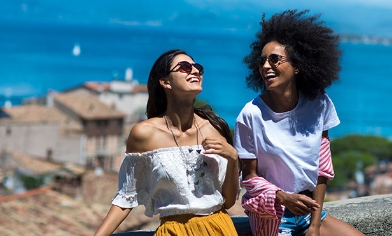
[234, 93, 340, 193]
[112, 145, 228, 217]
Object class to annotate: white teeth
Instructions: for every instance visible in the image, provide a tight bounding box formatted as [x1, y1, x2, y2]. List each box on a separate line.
[265, 73, 276, 78]
[189, 78, 199, 82]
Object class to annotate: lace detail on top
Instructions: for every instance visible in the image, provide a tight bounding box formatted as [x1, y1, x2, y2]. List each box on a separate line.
[121, 165, 137, 202]
[112, 146, 228, 217]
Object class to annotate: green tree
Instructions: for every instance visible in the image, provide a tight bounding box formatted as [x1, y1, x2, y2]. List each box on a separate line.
[20, 174, 45, 190]
[329, 135, 392, 190]
[329, 150, 375, 189]
[331, 135, 392, 160]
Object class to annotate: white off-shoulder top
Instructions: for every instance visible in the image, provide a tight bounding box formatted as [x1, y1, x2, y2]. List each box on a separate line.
[112, 145, 228, 217]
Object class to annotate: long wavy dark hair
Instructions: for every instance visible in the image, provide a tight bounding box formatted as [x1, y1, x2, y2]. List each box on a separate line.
[244, 9, 342, 100]
[146, 49, 233, 145]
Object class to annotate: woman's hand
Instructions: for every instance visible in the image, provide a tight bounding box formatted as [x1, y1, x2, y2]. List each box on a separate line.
[276, 190, 320, 215]
[201, 137, 238, 162]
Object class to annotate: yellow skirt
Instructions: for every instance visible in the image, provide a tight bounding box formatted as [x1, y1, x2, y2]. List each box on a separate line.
[154, 209, 238, 236]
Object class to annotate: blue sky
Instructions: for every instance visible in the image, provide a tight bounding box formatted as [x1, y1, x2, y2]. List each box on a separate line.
[2, 0, 392, 37]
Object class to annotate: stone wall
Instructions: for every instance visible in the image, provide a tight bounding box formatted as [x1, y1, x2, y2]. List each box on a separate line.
[113, 194, 392, 236]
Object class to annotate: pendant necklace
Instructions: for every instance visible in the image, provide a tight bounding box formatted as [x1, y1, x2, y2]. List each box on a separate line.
[164, 114, 204, 154]
[164, 114, 206, 186]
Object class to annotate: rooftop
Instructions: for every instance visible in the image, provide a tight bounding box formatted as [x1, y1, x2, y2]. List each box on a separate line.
[2, 104, 65, 123]
[52, 91, 125, 120]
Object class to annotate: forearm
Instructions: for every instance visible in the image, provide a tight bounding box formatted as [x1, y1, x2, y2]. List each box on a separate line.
[95, 205, 132, 236]
[242, 176, 285, 218]
[310, 176, 327, 227]
[241, 159, 258, 181]
[222, 158, 240, 208]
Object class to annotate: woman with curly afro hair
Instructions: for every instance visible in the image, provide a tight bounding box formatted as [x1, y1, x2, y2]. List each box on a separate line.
[234, 10, 364, 236]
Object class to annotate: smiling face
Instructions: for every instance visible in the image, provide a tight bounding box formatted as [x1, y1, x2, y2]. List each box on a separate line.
[259, 41, 298, 93]
[162, 54, 203, 95]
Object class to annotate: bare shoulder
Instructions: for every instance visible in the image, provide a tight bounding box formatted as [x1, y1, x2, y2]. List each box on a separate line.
[128, 121, 154, 140]
[126, 118, 166, 153]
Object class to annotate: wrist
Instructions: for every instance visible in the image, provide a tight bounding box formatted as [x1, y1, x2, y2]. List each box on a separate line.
[275, 190, 285, 205]
[309, 222, 321, 229]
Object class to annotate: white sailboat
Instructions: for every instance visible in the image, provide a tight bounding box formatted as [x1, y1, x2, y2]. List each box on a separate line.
[72, 43, 81, 56]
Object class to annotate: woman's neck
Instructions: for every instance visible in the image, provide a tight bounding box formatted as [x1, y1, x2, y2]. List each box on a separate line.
[164, 106, 195, 132]
[263, 90, 299, 113]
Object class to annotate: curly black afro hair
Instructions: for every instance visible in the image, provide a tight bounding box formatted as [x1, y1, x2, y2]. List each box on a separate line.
[243, 9, 342, 100]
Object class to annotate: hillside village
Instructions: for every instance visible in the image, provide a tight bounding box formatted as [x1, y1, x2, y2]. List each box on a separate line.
[0, 72, 157, 235]
[1, 71, 148, 173]
[0, 73, 391, 235]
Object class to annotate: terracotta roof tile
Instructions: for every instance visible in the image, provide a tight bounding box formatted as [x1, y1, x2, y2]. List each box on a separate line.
[0, 186, 156, 235]
[84, 82, 111, 92]
[0, 186, 160, 235]
[0, 153, 163, 235]
[0, 104, 83, 132]
[131, 85, 148, 94]
[81, 170, 119, 204]
[52, 92, 125, 120]
[82, 81, 147, 94]
[2, 104, 65, 123]
[2, 151, 62, 175]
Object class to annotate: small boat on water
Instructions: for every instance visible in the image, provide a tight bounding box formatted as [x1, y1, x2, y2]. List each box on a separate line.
[72, 43, 81, 56]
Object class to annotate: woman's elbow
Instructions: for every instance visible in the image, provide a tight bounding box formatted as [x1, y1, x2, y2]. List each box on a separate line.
[223, 197, 236, 209]
[224, 202, 235, 210]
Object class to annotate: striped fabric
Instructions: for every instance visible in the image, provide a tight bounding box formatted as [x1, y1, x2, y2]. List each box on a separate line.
[241, 136, 335, 235]
[318, 137, 335, 180]
[247, 211, 281, 236]
[242, 177, 284, 236]
[242, 177, 285, 219]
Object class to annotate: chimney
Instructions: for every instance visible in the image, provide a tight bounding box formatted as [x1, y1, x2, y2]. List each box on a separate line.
[125, 68, 133, 82]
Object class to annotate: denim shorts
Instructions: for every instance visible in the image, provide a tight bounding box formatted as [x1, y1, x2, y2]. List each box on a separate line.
[278, 190, 327, 236]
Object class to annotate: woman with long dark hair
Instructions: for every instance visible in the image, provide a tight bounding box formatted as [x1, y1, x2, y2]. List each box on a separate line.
[95, 49, 239, 236]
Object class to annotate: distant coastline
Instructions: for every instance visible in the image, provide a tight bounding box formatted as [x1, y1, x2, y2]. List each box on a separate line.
[340, 34, 392, 46]
[1, 20, 391, 140]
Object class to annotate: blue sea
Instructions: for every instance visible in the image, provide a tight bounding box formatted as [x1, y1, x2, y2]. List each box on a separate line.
[1, 19, 392, 139]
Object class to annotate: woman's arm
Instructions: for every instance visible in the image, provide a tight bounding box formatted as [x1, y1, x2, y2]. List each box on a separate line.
[202, 137, 239, 208]
[306, 176, 327, 235]
[222, 151, 240, 209]
[242, 156, 319, 216]
[95, 205, 132, 236]
[96, 123, 153, 235]
[241, 158, 258, 180]
[241, 159, 287, 218]
[306, 130, 332, 235]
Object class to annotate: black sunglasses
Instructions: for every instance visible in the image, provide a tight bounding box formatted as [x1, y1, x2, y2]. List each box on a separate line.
[256, 54, 290, 66]
[170, 61, 204, 75]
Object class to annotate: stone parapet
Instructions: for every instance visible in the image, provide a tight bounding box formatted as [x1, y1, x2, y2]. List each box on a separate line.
[113, 194, 392, 236]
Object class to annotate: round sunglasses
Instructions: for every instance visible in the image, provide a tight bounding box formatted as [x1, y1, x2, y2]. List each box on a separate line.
[256, 54, 290, 66]
[170, 61, 204, 75]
